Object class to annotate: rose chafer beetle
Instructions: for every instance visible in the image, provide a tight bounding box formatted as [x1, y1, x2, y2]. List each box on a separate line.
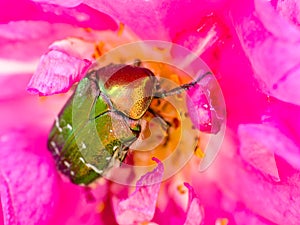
[48, 63, 211, 185]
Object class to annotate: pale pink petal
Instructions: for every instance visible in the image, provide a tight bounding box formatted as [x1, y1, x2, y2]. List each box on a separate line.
[232, 0, 300, 105]
[0, 130, 59, 225]
[238, 124, 280, 181]
[48, 38, 96, 60]
[187, 84, 213, 133]
[184, 183, 204, 225]
[113, 158, 164, 225]
[209, 134, 300, 224]
[238, 124, 300, 172]
[276, 0, 300, 26]
[27, 48, 91, 95]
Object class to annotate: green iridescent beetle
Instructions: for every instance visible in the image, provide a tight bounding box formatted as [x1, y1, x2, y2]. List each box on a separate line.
[48, 63, 211, 185]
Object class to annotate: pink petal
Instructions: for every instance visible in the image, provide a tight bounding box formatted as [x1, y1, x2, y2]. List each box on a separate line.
[238, 124, 280, 181]
[70, 0, 227, 40]
[209, 133, 300, 224]
[32, 0, 83, 7]
[84, 0, 170, 40]
[49, 182, 112, 225]
[0, 73, 112, 225]
[27, 48, 91, 95]
[186, 76, 224, 134]
[276, 0, 300, 26]
[233, 208, 277, 225]
[0, 74, 32, 100]
[173, 12, 231, 57]
[113, 158, 164, 225]
[0, 130, 59, 225]
[232, 0, 300, 105]
[0, 21, 106, 64]
[238, 124, 300, 172]
[0, 1, 117, 63]
[183, 183, 204, 225]
[1, 0, 117, 30]
[0, 172, 17, 225]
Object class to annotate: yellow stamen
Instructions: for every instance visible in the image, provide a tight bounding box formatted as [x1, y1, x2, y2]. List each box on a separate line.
[194, 146, 205, 159]
[84, 27, 92, 33]
[97, 202, 105, 213]
[92, 42, 105, 59]
[215, 218, 229, 225]
[117, 22, 125, 36]
[177, 184, 187, 194]
[38, 96, 47, 102]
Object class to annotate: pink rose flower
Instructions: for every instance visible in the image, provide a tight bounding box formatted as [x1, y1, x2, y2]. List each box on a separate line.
[1, 0, 300, 224]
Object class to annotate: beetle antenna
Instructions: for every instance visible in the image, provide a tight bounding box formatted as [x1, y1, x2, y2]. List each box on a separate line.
[155, 71, 212, 98]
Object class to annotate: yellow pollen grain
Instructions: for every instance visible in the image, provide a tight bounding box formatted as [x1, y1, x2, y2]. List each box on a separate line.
[194, 146, 205, 159]
[38, 96, 47, 102]
[84, 27, 92, 33]
[139, 221, 150, 225]
[117, 22, 125, 36]
[169, 73, 180, 84]
[92, 42, 105, 59]
[215, 218, 229, 225]
[177, 184, 187, 194]
[97, 202, 105, 213]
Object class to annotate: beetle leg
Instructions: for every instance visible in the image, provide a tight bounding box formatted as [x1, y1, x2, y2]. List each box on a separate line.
[147, 108, 171, 146]
[154, 71, 212, 98]
[117, 144, 129, 162]
[107, 144, 129, 169]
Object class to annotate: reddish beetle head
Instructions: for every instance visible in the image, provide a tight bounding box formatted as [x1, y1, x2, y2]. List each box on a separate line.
[97, 64, 157, 120]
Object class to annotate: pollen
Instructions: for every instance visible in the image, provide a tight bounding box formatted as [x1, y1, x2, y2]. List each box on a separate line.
[97, 202, 105, 213]
[92, 41, 105, 59]
[38, 96, 47, 102]
[117, 22, 125, 36]
[177, 184, 187, 194]
[194, 146, 205, 159]
[139, 221, 151, 225]
[84, 27, 92, 33]
[215, 218, 229, 225]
